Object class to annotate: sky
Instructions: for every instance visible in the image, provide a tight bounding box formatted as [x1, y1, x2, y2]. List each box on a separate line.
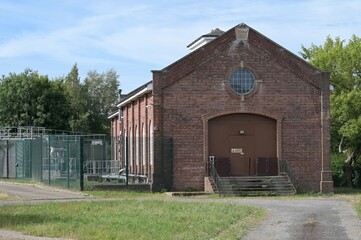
[0, 0, 360, 93]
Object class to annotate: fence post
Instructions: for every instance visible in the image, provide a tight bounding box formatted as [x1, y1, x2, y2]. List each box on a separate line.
[48, 136, 51, 185]
[40, 136, 43, 182]
[6, 140, 9, 179]
[125, 136, 129, 186]
[79, 136, 84, 191]
[67, 136, 70, 189]
[28, 140, 32, 179]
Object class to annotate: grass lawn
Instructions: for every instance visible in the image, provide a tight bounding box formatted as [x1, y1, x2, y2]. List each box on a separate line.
[0, 199, 266, 240]
[85, 190, 160, 198]
[3, 180, 360, 239]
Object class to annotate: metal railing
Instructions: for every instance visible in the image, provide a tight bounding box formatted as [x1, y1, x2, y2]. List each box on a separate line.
[280, 159, 298, 191]
[83, 160, 121, 175]
[209, 155, 220, 194]
[0, 126, 46, 139]
[0, 126, 107, 140]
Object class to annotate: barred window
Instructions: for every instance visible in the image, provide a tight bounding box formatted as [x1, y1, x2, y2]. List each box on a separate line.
[230, 68, 255, 95]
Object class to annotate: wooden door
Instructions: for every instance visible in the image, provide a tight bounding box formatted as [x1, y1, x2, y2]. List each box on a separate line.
[229, 136, 255, 176]
[208, 113, 277, 177]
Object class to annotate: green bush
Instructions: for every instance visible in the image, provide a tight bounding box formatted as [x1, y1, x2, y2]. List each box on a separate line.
[353, 165, 361, 187]
[332, 153, 347, 187]
[332, 152, 361, 188]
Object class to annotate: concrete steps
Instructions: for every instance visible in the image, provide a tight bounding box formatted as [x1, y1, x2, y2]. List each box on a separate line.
[207, 177, 218, 194]
[217, 174, 296, 196]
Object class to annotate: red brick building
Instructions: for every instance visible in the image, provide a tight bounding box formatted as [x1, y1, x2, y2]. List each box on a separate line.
[109, 23, 333, 193]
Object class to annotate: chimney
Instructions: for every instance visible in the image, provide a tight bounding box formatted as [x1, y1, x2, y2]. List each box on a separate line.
[118, 89, 126, 101]
[187, 28, 224, 52]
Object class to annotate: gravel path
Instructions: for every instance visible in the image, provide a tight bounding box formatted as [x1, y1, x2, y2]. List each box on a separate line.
[238, 198, 361, 240]
[0, 229, 71, 240]
[0, 181, 89, 200]
[158, 197, 361, 240]
[1, 181, 361, 240]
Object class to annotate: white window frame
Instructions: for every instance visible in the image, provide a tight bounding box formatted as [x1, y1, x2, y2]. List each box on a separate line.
[136, 125, 139, 166]
[149, 120, 154, 166]
[142, 123, 146, 165]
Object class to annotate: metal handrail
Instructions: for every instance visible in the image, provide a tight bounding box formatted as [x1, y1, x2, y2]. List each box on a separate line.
[209, 156, 221, 194]
[280, 159, 298, 191]
[83, 160, 121, 175]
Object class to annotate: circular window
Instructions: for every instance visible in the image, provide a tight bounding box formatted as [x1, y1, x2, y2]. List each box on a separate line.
[229, 68, 255, 95]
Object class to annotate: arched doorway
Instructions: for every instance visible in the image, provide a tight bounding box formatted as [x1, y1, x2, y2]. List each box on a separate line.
[208, 113, 277, 176]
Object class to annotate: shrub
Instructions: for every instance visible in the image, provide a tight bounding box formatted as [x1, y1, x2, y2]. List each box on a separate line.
[332, 153, 347, 187]
[332, 152, 361, 188]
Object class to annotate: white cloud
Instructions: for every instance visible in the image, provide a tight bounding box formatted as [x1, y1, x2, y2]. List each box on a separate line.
[0, 0, 360, 91]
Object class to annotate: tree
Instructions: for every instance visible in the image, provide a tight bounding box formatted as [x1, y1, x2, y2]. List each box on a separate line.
[64, 64, 89, 133]
[84, 69, 119, 134]
[0, 66, 120, 135]
[44, 78, 71, 130]
[0, 69, 71, 130]
[301, 35, 361, 187]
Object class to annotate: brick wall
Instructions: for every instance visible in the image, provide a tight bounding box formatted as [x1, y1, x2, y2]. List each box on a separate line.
[121, 93, 154, 180]
[153, 24, 333, 192]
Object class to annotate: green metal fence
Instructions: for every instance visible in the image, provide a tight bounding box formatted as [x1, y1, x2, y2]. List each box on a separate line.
[1, 134, 175, 192]
[42, 135, 80, 189]
[15, 139, 32, 179]
[0, 140, 17, 178]
[120, 135, 174, 190]
[0, 134, 111, 191]
[158, 136, 174, 191]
